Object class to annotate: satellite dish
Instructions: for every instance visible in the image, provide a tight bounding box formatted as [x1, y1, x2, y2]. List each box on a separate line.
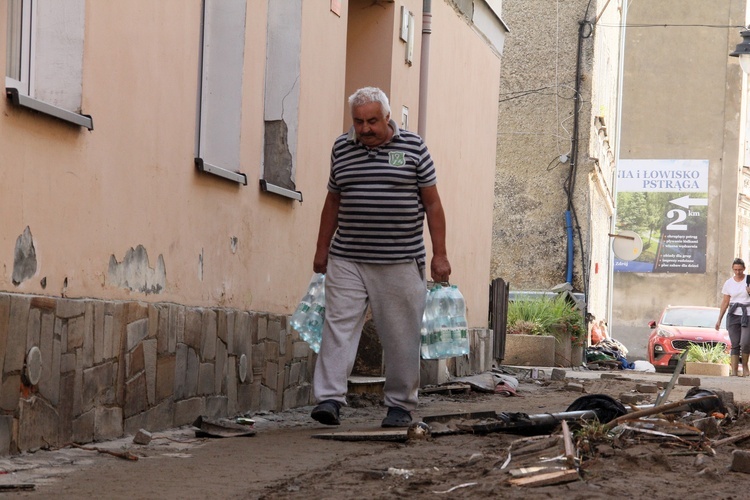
[612, 230, 643, 261]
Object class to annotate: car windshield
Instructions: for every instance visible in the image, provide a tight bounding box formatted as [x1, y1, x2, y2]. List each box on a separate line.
[661, 308, 723, 328]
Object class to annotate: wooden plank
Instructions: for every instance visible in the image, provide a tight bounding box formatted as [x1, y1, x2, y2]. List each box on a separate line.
[508, 469, 579, 487]
[311, 429, 408, 442]
[561, 420, 576, 467]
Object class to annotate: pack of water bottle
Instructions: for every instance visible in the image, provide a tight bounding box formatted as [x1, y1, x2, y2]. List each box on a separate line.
[420, 283, 469, 359]
[290, 273, 326, 353]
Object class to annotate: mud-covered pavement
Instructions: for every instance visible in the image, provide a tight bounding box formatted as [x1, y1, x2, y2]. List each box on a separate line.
[3, 368, 750, 499]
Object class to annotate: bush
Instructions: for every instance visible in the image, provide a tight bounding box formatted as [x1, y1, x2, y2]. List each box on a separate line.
[685, 343, 729, 364]
[507, 294, 585, 346]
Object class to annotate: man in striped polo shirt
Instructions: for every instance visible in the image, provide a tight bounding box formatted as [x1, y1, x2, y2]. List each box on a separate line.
[310, 87, 451, 428]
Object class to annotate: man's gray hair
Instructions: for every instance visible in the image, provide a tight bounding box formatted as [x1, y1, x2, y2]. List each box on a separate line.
[348, 87, 391, 117]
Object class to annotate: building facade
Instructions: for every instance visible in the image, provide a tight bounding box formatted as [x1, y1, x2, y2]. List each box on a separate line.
[0, 0, 506, 454]
[491, 0, 625, 327]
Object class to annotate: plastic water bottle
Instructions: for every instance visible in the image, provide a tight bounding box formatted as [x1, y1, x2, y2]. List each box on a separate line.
[433, 285, 454, 358]
[290, 273, 325, 352]
[421, 288, 435, 359]
[449, 285, 469, 356]
[305, 284, 326, 352]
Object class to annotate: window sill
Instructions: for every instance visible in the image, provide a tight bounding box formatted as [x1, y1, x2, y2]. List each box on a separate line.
[6, 88, 93, 130]
[259, 180, 303, 202]
[195, 158, 247, 185]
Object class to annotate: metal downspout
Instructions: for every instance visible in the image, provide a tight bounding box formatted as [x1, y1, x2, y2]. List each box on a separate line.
[418, 0, 432, 139]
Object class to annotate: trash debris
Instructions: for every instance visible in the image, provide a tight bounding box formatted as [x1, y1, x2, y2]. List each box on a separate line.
[192, 416, 257, 438]
[133, 429, 153, 445]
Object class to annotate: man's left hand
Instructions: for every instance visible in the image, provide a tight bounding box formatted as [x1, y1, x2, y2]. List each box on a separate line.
[431, 255, 451, 283]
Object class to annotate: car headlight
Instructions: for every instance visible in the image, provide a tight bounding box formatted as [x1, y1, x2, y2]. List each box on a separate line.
[655, 328, 674, 338]
[654, 345, 664, 352]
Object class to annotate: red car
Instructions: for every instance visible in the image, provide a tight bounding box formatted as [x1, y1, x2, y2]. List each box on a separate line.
[648, 305, 730, 372]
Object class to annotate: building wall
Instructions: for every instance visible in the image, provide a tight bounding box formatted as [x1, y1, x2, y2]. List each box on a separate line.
[492, 0, 622, 325]
[0, 0, 505, 454]
[612, 0, 746, 355]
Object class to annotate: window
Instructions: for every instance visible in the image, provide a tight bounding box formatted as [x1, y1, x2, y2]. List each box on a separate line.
[195, 0, 248, 185]
[259, 0, 303, 201]
[5, 0, 92, 129]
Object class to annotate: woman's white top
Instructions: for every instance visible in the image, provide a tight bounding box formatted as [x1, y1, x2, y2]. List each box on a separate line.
[722, 275, 750, 314]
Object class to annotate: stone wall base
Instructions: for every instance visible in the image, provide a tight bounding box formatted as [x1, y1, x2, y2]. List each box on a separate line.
[0, 293, 314, 455]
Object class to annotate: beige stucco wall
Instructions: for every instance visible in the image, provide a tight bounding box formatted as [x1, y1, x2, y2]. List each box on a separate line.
[0, 1, 346, 315]
[613, 0, 746, 347]
[1, 0, 500, 326]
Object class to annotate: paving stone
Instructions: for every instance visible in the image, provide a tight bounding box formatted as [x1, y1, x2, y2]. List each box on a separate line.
[186, 348, 200, 397]
[67, 316, 84, 351]
[174, 397, 205, 427]
[156, 354, 176, 402]
[72, 409, 95, 444]
[198, 362, 215, 395]
[201, 310, 217, 361]
[95, 406, 123, 441]
[257, 314, 268, 342]
[25, 307, 41, 351]
[174, 344, 188, 399]
[600, 373, 622, 380]
[56, 298, 86, 319]
[217, 310, 229, 344]
[267, 317, 281, 344]
[126, 301, 149, 323]
[39, 337, 61, 406]
[103, 313, 114, 360]
[0, 374, 21, 411]
[278, 326, 287, 357]
[293, 340, 310, 359]
[732, 450, 750, 473]
[619, 392, 644, 405]
[206, 396, 228, 417]
[124, 372, 148, 418]
[61, 352, 76, 373]
[563, 382, 585, 392]
[215, 339, 227, 394]
[148, 304, 158, 339]
[133, 429, 152, 445]
[57, 372, 75, 444]
[94, 302, 106, 364]
[226, 357, 238, 416]
[184, 309, 203, 350]
[0, 415, 12, 455]
[82, 302, 94, 368]
[127, 342, 145, 378]
[265, 361, 279, 391]
[170, 304, 185, 347]
[551, 368, 567, 381]
[18, 396, 59, 451]
[82, 362, 116, 409]
[124, 399, 175, 435]
[260, 384, 277, 412]
[143, 339, 157, 405]
[0, 295, 10, 376]
[232, 311, 248, 354]
[126, 318, 149, 352]
[636, 383, 659, 393]
[678, 376, 701, 386]
[283, 384, 312, 411]
[5, 295, 30, 373]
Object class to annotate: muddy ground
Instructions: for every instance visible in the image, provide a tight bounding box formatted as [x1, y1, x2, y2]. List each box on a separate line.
[3, 370, 750, 499]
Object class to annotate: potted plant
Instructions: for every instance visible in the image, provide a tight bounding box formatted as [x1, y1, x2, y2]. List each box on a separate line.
[505, 294, 585, 367]
[684, 343, 730, 377]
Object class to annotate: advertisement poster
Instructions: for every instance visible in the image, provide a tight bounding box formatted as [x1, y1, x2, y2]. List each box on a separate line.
[614, 159, 709, 273]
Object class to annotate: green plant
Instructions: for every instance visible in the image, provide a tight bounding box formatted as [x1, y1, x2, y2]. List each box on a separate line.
[506, 294, 585, 345]
[685, 343, 730, 364]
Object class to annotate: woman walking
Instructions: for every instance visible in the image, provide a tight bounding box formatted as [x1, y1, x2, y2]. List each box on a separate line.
[716, 258, 750, 376]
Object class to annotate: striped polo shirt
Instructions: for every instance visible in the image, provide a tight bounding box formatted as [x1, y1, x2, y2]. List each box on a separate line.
[327, 120, 437, 265]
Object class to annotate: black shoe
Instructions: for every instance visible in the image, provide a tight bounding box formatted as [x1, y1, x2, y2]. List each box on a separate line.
[311, 400, 341, 425]
[381, 406, 412, 428]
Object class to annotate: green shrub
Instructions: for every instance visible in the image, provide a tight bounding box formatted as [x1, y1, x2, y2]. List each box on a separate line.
[685, 343, 729, 364]
[506, 294, 585, 345]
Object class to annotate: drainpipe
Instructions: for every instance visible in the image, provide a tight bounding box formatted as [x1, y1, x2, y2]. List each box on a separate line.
[418, 0, 432, 139]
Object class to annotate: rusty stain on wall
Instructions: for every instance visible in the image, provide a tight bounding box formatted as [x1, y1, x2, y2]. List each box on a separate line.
[12, 226, 37, 285]
[108, 245, 166, 294]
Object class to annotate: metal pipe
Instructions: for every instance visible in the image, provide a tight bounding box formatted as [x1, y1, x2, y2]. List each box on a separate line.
[417, 0, 432, 139]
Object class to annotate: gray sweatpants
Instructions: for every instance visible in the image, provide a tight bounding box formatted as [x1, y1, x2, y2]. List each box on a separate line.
[313, 257, 427, 411]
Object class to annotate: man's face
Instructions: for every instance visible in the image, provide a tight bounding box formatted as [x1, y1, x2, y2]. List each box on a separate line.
[352, 102, 391, 148]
